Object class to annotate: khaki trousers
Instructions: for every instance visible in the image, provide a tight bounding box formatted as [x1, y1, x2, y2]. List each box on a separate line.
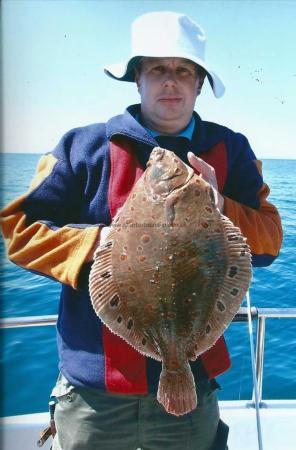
[52, 378, 228, 450]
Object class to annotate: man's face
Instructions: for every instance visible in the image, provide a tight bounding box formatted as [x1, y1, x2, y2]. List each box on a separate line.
[135, 57, 204, 134]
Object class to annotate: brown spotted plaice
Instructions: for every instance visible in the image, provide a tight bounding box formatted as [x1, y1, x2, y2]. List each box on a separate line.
[89, 147, 252, 416]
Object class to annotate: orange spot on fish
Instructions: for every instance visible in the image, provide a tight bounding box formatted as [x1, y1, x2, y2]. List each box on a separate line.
[170, 360, 181, 369]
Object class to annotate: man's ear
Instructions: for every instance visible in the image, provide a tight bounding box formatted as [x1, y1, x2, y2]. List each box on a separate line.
[134, 69, 141, 91]
[196, 75, 205, 96]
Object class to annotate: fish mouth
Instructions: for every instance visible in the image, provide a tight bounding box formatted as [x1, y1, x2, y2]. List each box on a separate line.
[159, 168, 194, 184]
[147, 167, 195, 199]
[171, 166, 195, 190]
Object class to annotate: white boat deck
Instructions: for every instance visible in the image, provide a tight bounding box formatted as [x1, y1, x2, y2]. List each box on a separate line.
[1, 399, 295, 450]
[2, 309, 295, 449]
[220, 400, 296, 450]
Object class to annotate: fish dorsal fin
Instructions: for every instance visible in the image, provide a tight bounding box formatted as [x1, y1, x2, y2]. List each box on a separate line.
[188, 214, 252, 358]
[89, 229, 161, 361]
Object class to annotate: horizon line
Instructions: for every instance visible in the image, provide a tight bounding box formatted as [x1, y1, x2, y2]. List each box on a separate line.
[1, 151, 295, 161]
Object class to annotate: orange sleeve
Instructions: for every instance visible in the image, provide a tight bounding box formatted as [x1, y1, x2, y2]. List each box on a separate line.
[224, 182, 283, 259]
[0, 154, 101, 289]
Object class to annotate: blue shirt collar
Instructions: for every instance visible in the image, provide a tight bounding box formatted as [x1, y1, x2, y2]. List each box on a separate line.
[139, 115, 196, 140]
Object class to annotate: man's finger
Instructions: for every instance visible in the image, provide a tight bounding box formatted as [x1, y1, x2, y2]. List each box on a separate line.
[188, 152, 213, 175]
[187, 152, 218, 189]
[187, 152, 224, 211]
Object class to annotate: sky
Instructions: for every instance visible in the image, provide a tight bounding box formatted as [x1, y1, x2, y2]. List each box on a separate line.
[2, 0, 296, 158]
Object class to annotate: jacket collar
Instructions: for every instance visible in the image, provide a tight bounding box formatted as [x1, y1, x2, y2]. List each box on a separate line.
[106, 104, 227, 154]
[106, 104, 157, 147]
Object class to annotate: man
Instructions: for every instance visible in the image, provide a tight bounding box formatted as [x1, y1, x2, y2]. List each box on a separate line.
[0, 11, 282, 450]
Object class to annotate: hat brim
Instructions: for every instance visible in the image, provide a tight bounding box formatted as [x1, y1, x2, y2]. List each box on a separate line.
[104, 55, 225, 98]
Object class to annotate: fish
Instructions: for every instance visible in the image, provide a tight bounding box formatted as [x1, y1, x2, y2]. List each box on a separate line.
[89, 147, 252, 416]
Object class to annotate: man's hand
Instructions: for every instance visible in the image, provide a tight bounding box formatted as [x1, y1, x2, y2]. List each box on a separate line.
[187, 152, 224, 212]
[86, 226, 112, 262]
[99, 226, 112, 246]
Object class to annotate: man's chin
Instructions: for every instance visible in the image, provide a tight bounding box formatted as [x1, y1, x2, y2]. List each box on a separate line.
[156, 107, 184, 121]
[153, 115, 190, 134]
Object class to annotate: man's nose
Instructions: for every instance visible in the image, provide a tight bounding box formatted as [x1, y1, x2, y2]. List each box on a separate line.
[163, 70, 178, 87]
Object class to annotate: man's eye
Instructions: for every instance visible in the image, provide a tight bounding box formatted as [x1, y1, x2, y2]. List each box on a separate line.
[176, 67, 191, 76]
[151, 66, 165, 74]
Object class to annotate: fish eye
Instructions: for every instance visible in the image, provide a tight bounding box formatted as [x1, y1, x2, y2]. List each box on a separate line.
[209, 187, 216, 204]
[150, 164, 165, 180]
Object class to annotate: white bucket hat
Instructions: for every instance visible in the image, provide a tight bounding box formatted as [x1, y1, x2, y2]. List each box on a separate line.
[104, 11, 225, 98]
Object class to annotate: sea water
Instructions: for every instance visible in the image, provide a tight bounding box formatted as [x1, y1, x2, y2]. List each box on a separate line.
[0, 153, 295, 417]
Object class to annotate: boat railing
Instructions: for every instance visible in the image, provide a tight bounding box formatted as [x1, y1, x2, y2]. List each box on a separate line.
[1, 307, 296, 406]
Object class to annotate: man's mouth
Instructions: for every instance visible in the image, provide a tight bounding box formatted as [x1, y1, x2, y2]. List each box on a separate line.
[158, 96, 182, 103]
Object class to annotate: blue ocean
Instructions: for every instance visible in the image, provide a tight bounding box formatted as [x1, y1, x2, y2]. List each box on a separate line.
[0, 153, 295, 417]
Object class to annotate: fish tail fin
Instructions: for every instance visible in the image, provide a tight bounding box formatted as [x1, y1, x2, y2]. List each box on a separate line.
[157, 361, 197, 416]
